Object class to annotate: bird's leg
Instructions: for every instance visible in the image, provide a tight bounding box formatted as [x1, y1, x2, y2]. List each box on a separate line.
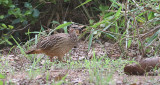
[58, 56, 66, 63]
[50, 57, 53, 62]
[62, 60, 67, 63]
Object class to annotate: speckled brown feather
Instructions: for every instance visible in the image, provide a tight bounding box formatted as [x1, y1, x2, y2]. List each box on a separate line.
[25, 27, 78, 62]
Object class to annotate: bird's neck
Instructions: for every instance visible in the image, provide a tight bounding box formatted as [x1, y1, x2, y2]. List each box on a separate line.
[69, 32, 77, 42]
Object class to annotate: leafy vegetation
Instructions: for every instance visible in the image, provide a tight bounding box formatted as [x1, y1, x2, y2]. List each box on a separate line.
[0, 73, 5, 85]
[0, 0, 40, 46]
[0, 0, 160, 84]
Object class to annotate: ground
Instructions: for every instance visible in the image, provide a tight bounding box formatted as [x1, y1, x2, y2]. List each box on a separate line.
[0, 41, 160, 85]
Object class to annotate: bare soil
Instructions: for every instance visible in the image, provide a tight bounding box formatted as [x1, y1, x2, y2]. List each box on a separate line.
[0, 41, 160, 85]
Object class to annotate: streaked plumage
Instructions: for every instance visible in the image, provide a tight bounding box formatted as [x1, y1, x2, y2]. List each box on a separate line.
[26, 28, 78, 62]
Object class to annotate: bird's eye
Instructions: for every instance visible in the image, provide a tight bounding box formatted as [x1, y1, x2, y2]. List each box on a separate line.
[76, 30, 79, 35]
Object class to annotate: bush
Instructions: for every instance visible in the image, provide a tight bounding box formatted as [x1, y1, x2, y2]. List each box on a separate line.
[0, 0, 40, 46]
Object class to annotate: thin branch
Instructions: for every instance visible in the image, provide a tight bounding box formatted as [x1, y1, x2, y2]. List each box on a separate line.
[10, 23, 31, 35]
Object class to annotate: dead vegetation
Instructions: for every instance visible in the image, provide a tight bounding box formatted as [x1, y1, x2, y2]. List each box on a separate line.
[0, 39, 160, 84]
[0, 0, 160, 85]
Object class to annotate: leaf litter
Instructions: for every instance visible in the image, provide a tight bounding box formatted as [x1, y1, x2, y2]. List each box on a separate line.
[0, 41, 160, 85]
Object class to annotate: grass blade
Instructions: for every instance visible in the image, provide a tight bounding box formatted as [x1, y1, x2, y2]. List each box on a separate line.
[11, 35, 26, 56]
[88, 29, 94, 51]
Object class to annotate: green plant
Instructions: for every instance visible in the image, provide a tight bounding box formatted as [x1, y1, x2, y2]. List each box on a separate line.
[0, 73, 5, 85]
[0, 1, 40, 47]
[80, 0, 160, 57]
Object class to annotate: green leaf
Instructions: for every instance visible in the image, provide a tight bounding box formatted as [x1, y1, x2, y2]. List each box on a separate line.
[8, 25, 14, 29]
[0, 40, 5, 44]
[9, 4, 15, 8]
[11, 35, 26, 55]
[24, 2, 32, 8]
[136, 16, 145, 23]
[5, 39, 13, 45]
[25, 10, 32, 15]
[33, 9, 40, 18]
[148, 12, 154, 20]
[1, 23, 7, 28]
[103, 23, 111, 31]
[63, 21, 68, 33]
[48, 22, 72, 35]
[127, 39, 132, 48]
[99, 5, 109, 12]
[41, 25, 45, 31]
[64, 0, 70, 2]
[13, 8, 21, 17]
[0, 15, 4, 19]
[115, 6, 122, 18]
[75, 0, 92, 9]
[22, 20, 28, 25]
[0, 80, 3, 85]
[138, 11, 148, 17]
[115, 22, 118, 33]
[55, 22, 72, 30]
[145, 30, 160, 47]
[91, 16, 114, 28]
[0, 74, 5, 79]
[120, 31, 126, 45]
[89, 19, 94, 25]
[51, 20, 60, 24]
[25, 32, 42, 34]
[105, 32, 116, 39]
[3, 0, 9, 4]
[12, 18, 20, 24]
[88, 29, 94, 51]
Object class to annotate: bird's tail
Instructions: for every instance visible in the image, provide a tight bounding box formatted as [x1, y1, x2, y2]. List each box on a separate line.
[25, 49, 43, 54]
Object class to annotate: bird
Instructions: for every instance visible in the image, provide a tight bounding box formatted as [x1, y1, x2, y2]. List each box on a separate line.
[25, 26, 78, 62]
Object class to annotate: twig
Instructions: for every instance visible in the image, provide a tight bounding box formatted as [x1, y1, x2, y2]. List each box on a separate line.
[95, 25, 160, 39]
[47, 6, 55, 27]
[10, 23, 31, 35]
[140, 25, 160, 39]
[111, 25, 160, 47]
[78, 0, 91, 20]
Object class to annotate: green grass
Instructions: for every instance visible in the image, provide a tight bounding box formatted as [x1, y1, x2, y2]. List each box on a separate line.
[1, 47, 160, 85]
[0, 49, 130, 85]
[1, 26, 157, 84]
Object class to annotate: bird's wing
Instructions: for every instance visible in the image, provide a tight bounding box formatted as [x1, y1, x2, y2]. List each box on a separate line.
[37, 33, 68, 49]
